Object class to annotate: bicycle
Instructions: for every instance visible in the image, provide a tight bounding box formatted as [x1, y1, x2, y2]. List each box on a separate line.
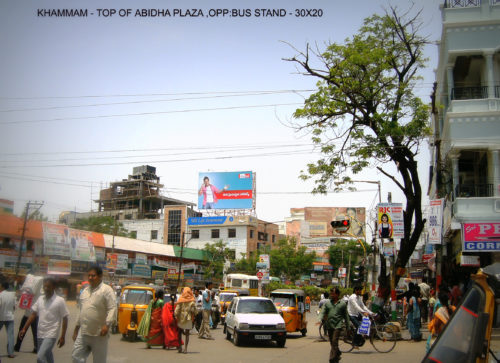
[338, 315, 397, 353]
[318, 320, 329, 340]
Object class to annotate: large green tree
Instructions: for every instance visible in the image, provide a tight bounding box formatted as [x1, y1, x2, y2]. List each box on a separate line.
[202, 241, 235, 281]
[326, 238, 371, 285]
[269, 237, 316, 281]
[287, 8, 430, 296]
[71, 216, 130, 237]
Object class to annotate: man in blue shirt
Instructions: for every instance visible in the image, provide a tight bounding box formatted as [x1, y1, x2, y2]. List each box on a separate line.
[198, 282, 214, 340]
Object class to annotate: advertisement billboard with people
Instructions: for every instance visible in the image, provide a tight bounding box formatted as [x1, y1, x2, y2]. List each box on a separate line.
[197, 171, 254, 210]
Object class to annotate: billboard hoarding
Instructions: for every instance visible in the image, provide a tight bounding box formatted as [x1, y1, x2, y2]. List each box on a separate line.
[377, 203, 404, 239]
[428, 199, 444, 244]
[198, 171, 253, 210]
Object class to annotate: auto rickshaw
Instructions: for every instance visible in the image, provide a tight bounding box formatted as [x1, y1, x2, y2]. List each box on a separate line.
[219, 290, 239, 324]
[270, 289, 308, 336]
[118, 285, 155, 341]
[423, 263, 500, 363]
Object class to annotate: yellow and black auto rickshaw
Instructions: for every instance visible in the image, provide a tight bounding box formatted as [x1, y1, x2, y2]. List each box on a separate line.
[118, 285, 155, 341]
[270, 289, 308, 336]
[219, 290, 239, 324]
[423, 263, 500, 363]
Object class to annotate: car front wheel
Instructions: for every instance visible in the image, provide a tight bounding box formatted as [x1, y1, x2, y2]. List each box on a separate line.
[276, 336, 286, 348]
[233, 330, 241, 346]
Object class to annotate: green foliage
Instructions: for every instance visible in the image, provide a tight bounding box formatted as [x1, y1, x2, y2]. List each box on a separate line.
[265, 281, 353, 301]
[326, 238, 372, 285]
[269, 237, 316, 281]
[71, 216, 131, 237]
[287, 7, 430, 294]
[21, 209, 48, 221]
[232, 252, 259, 275]
[202, 240, 234, 281]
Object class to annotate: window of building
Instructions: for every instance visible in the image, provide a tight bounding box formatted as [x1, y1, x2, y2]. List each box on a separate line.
[125, 214, 132, 220]
[130, 231, 137, 239]
[26, 240, 34, 251]
[151, 230, 158, 240]
[228, 228, 236, 238]
[167, 210, 182, 245]
[211, 229, 220, 238]
[249, 229, 254, 239]
[191, 230, 200, 239]
[258, 232, 268, 241]
[272, 235, 276, 243]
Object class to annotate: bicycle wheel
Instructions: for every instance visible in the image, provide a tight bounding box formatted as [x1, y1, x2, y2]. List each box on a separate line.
[339, 326, 354, 353]
[370, 324, 397, 353]
[319, 322, 328, 340]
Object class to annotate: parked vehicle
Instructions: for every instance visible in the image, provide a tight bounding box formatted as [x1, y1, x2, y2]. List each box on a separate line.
[118, 285, 155, 341]
[270, 289, 308, 336]
[224, 296, 287, 347]
[423, 264, 500, 363]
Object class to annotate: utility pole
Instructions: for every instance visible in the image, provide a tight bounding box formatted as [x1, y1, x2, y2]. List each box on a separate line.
[347, 251, 352, 289]
[16, 201, 43, 277]
[176, 231, 192, 292]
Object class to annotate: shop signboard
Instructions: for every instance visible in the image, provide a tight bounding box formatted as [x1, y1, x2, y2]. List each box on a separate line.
[47, 258, 71, 275]
[132, 264, 151, 278]
[377, 203, 404, 239]
[135, 253, 148, 265]
[94, 247, 106, 262]
[462, 223, 500, 252]
[167, 268, 184, 280]
[428, 199, 444, 244]
[460, 255, 480, 267]
[197, 171, 254, 210]
[106, 253, 128, 270]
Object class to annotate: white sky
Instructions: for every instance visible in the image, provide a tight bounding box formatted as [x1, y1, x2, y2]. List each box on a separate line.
[0, 0, 443, 225]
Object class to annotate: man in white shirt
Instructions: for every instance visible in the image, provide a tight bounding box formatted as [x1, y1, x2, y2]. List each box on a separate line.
[20, 277, 69, 363]
[72, 266, 116, 363]
[0, 281, 16, 358]
[347, 286, 374, 346]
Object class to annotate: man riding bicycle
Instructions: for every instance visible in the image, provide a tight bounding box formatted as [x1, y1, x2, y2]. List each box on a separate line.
[347, 286, 375, 346]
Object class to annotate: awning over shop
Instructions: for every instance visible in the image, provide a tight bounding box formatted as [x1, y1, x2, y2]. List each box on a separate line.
[0, 214, 42, 240]
[102, 234, 176, 257]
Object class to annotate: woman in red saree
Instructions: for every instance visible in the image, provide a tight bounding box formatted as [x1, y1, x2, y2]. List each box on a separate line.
[162, 293, 182, 350]
[146, 290, 165, 348]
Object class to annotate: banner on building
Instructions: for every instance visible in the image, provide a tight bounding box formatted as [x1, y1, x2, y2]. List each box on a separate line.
[428, 199, 444, 244]
[197, 171, 254, 210]
[377, 203, 404, 239]
[68, 229, 96, 262]
[43, 223, 71, 257]
[167, 268, 184, 280]
[462, 223, 500, 252]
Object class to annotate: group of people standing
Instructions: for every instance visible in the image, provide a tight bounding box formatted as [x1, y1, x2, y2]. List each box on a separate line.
[139, 281, 216, 354]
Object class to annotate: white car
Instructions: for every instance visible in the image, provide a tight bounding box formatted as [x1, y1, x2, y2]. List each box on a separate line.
[224, 296, 287, 347]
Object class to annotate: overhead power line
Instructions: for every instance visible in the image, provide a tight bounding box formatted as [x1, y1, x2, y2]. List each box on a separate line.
[0, 89, 315, 101]
[0, 148, 318, 168]
[0, 102, 303, 125]
[0, 90, 314, 113]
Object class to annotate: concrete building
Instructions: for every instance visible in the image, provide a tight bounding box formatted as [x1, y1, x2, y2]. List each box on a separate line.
[428, 0, 500, 275]
[186, 215, 280, 258]
[59, 166, 197, 246]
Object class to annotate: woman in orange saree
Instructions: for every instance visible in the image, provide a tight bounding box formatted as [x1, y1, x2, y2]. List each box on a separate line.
[162, 293, 182, 350]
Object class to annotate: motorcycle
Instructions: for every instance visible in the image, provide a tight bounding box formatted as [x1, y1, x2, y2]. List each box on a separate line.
[211, 301, 220, 329]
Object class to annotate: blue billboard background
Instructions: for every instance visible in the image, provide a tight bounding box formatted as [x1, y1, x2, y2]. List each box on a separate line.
[197, 171, 253, 210]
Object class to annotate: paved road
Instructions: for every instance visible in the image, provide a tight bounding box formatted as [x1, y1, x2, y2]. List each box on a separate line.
[2, 301, 431, 363]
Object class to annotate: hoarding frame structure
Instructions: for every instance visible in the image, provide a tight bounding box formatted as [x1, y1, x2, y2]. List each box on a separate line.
[197, 171, 255, 210]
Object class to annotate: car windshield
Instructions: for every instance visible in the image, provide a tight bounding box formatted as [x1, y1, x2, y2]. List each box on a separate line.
[271, 294, 296, 307]
[220, 293, 237, 302]
[121, 289, 153, 305]
[236, 299, 278, 314]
